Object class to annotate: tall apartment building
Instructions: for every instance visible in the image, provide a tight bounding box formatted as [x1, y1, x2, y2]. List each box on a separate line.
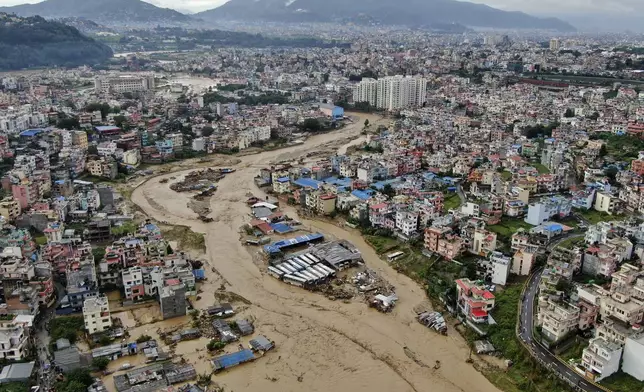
[353, 75, 427, 110]
[352, 78, 378, 106]
[94, 75, 155, 94]
[550, 38, 561, 51]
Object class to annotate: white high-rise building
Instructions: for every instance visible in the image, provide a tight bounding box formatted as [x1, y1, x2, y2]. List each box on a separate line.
[353, 75, 427, 111]
[549, 38, 560, 51]
[352, 78, 378, 106]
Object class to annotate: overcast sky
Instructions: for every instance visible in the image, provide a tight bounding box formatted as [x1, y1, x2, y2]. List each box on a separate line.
[0, 0, 641, 14]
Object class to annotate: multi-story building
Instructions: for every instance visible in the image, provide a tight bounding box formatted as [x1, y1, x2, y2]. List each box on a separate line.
[94, 75, 155, 94]
[595, 192, 620, 215]
[471, 230, 497, 256]
[619, 184, 644, 214]
[525, 196, 571, 226]
[0, 314, 31, 361]
[160, 281, 187, 320]
[622, 333, 644, 381]
[538, 298, 580, 343]
[512, 244, 538, 276]
[581, 337, 622, 381]
[122, 267, 144, 301]
[83, 296, 112, 334]
[549, 38, 560, 51]
[375, 75, 427, 110]
[0, 198, 20, 222]
[455, 278, 495, 323]
[480, 252, 511, 285]
[577, 285, 601, 331]
[547, 246, 583, 280]
[395, 210, 418, 238]
[352, 78, 378, 106]
[599, 264, 644, 325]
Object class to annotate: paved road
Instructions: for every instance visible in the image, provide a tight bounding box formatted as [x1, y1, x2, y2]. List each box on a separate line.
[519, 269, 605, 392]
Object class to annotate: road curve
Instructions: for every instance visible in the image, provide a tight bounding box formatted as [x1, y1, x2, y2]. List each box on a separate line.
[519, 269, 607, 392]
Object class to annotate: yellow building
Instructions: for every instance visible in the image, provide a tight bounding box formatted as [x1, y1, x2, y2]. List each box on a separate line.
[0, 198, 21, 221]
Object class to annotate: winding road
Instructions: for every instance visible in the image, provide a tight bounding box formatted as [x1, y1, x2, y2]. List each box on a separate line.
[519, 270, 607, 392]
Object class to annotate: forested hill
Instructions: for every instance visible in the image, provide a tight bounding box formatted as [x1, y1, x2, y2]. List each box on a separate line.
[0, 13, 113, 71]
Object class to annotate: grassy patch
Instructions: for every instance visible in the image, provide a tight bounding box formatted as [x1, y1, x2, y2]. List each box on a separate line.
[576, 209, 627, 225]
[531, 163, 550, 174]
[0, 383, 29, 392]
[501, 171, 513, 181]
[34, 235, 47, 246]
[389, 249, 435, 279]
[162, 225, 206, 253]
[601, 371, 644, 391]
[559, 339, 586, 362]
[443, 193, 461, 211]
[488, 219, 533, 239]
[49, 316, 85, 344]
[364, 235, 399, 254]
[557, 237, 585, 249]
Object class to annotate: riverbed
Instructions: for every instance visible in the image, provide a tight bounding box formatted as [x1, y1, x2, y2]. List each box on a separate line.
[129, 113, 501, 392]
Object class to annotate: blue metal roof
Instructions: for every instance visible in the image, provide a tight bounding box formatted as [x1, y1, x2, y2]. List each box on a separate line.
[263, 233, 324, 254]
[276, 177, 290, 183]
[19, 129, 45, 137]
[351, 190, 373, 200]
[293, 178, 321, 189]
[211, 349, 255, 370]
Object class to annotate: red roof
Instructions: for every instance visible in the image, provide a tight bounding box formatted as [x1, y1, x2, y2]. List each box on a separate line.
[471, 309, 488, 318]
[166, 279, 180, 286]
[482, 291, 495, 300]
[370, 203, 387, 210]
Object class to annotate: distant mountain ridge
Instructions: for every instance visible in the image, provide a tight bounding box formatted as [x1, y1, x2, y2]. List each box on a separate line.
[196, 0, 575, 31]
[0, 12, 113, 71]
[0, 0, 193, 25]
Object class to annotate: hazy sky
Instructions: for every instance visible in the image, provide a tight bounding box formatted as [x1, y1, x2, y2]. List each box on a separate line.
[0, 0, 640, 14]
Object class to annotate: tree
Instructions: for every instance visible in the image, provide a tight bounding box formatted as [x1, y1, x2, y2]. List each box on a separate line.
[604, 166, 619, 185]
[564, 108, 575, 118]
[382, 184, 395, 198]
[301, 118, 322, 132]
[57, 117, 80, 130]
[364, 119, 370, 128]
[166, 244, 173, 255]
[92, 247, 106, 262]
[136, 334, 152, 343]
[113, 115, 128, 128]
[87, 145, 98, 156]
[92, 357, 110, 370]
[599, 144, 608, 157]
[85, 103, 111, 119]
[201, 126, 214, 137]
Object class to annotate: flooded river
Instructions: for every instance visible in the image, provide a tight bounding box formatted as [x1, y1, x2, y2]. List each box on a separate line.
[129, 113, 501, 392]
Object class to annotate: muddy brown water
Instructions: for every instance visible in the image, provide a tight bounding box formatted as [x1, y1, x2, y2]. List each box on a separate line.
[128, 113, 501, 392]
